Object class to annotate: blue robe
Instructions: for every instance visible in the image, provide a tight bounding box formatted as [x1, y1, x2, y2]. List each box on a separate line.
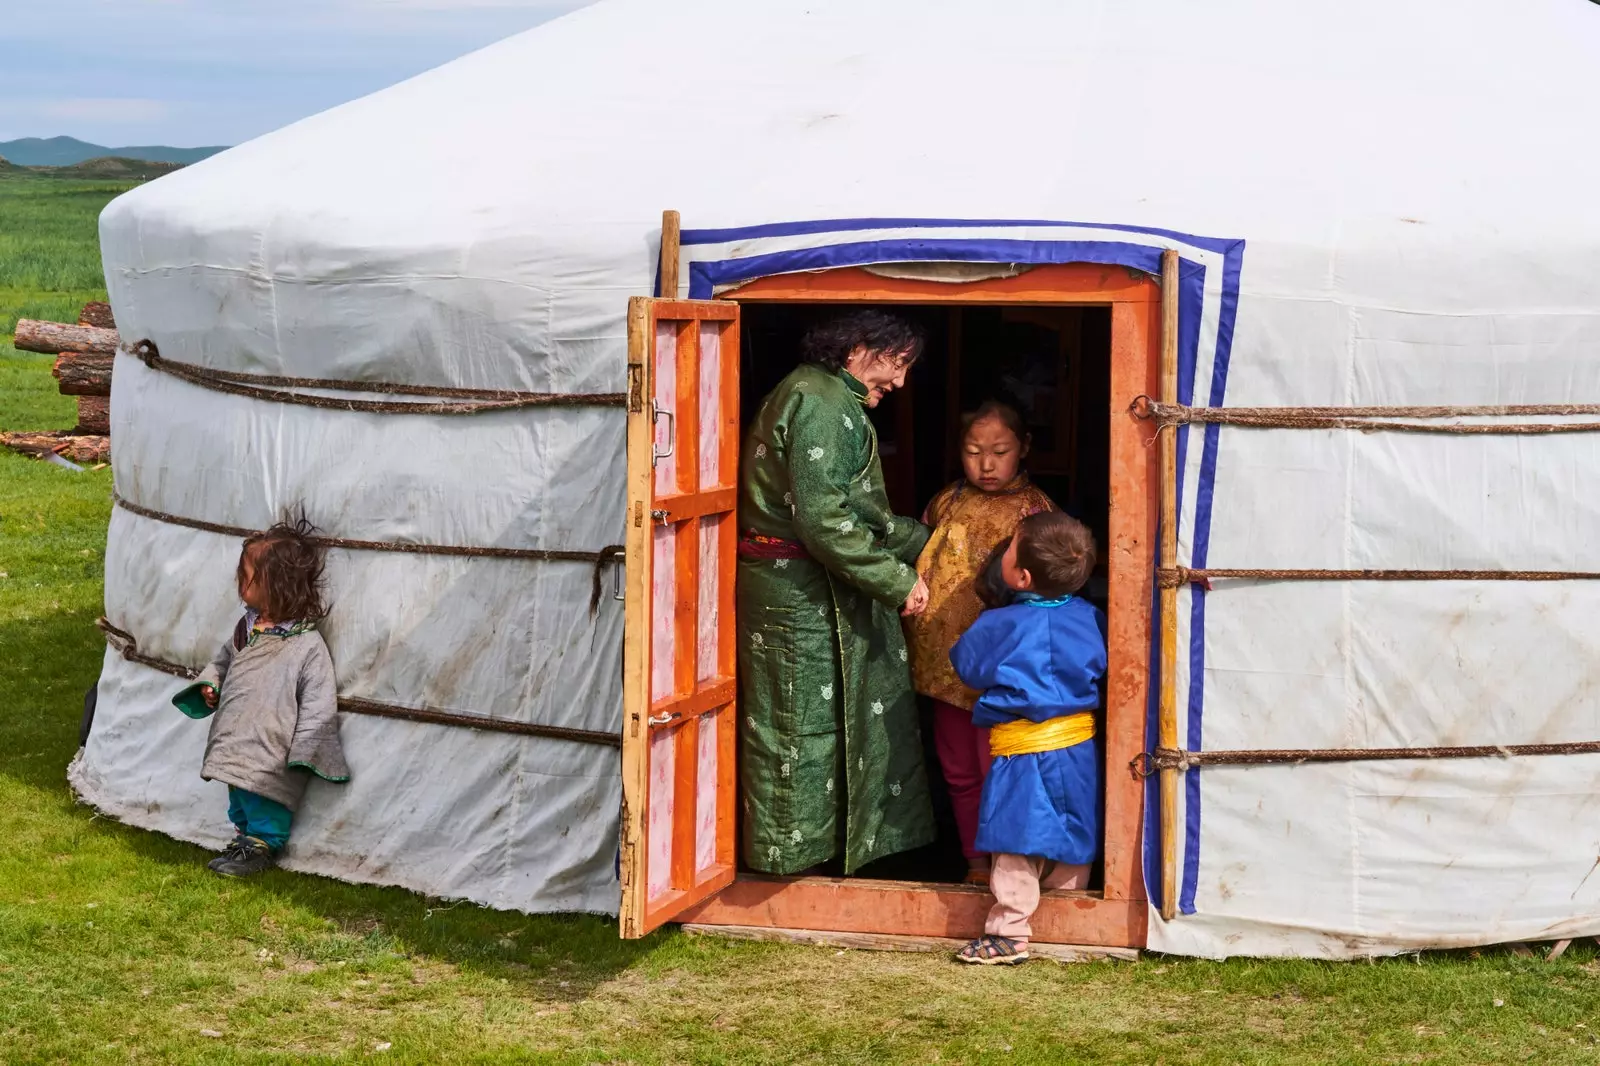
[949, 595, 1107, 864]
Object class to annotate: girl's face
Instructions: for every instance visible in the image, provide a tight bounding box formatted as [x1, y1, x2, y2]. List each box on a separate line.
[962, 414, 1027, 492]
[237, 544, 270, 613]
[843, 346, 913, 407]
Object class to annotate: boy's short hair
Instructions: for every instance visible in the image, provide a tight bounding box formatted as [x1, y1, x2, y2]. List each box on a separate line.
[1014, 511, 1095, 597]
[239, 514, 329, 622]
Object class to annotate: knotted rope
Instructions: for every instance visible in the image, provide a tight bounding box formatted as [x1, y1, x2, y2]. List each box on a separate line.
[1157, 566, 1600, 589]
[112, 495, 624, 613]
[1132, 740, 1600, 776]
[127, 340, 625, 414]
[96, 618, 621, 748]
[1131, 396, 1600, 435]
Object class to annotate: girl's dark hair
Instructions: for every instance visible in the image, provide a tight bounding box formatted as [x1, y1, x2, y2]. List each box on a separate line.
[1014, 511, 1096, 597]
[800, 310, 926, 372]
[962, 400, 1030, 446]
[238, 514, 329, 621]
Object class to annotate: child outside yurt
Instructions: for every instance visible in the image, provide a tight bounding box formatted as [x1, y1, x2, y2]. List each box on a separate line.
[950, 511, 1105, 965]
[170, 518, 350, 877]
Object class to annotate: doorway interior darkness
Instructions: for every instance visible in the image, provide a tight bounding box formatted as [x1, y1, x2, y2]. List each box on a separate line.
[736, 301, 1113, 884]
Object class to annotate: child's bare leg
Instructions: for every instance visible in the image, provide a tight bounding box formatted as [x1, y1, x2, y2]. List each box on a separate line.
[1041, 862, 1091, 892]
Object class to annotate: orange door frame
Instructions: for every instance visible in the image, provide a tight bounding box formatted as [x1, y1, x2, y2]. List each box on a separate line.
[677, 263, 1160, 948]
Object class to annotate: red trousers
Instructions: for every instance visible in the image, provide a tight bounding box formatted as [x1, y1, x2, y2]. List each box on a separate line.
[931, 700, 993, 861]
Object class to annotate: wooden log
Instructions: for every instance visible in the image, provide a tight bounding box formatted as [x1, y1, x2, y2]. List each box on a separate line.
[1547, 939, 1573, 961]
[52, 352, 114, 395]
[78, 301, 115, 330]
[0, 431, 109, 465]
[14, 319, 119, 356]
[75, 394, 110, 436]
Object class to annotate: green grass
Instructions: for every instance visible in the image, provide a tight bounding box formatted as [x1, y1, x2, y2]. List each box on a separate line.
[0, 176, 137, 432]
[6, 175, 1600, 1065]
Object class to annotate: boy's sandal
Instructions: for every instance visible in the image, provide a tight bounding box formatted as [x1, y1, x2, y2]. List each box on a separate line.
[956, 935, 1029, 965]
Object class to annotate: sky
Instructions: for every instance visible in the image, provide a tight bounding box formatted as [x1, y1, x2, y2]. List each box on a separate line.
[0, 0, 598, 148]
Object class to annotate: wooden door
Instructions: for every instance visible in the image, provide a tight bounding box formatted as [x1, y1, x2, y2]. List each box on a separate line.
[619, 297, 741, 938]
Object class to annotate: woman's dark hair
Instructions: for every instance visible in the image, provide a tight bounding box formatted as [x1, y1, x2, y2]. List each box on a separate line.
[961, 400, 1030, 447]
[800, 310, 926, 372]
[1014, 511, 1096, 597]
[238, 514, 329, 622]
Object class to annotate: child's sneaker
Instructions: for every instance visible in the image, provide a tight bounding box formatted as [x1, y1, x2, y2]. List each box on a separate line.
[207, 837, 276, 877]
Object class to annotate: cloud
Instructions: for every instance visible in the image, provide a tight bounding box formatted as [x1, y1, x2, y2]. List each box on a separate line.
[36, 98, 173, 124]
[0, 0, 596, 145]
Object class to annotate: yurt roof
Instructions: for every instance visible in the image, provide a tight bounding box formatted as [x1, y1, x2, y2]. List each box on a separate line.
[103, 0, 1600, 334]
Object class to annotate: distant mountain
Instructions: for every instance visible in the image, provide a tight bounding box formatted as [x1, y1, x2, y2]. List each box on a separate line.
[0, 136, 226, 167]
[0, 153, 184, 181]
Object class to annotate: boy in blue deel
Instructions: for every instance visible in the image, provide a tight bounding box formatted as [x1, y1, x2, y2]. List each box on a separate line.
[949, 510, 1105, 965]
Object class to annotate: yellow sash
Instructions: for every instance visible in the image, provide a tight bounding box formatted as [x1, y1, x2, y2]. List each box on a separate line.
[989, 713, 1096, 757]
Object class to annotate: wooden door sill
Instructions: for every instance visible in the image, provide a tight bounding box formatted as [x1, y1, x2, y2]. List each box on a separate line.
[677, 872, 1147, 948]
[682, 923, 1139, 961]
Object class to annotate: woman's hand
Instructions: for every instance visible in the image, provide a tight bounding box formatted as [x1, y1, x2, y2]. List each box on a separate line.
[900, 576, 930, 617]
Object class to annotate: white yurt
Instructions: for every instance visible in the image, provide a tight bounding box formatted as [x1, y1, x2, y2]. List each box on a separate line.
[72, 0, 1600, 958]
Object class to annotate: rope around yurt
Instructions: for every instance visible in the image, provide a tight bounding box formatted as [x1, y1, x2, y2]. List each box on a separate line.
[111, 495, 624, 611]
[1133, 396, 1600, 435]
[1132, 739, 1600, 775]
[1133, 389, 1600, 784]
[99, 342, 632, 748]
[95, 618, 621, 748]
[126, 340, 626, 413]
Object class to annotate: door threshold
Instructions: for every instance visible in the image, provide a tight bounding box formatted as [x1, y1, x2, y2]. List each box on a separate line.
[738, 871, 1102, 900]
[682, 922, 1139, 962]
[678, 871, 1145, 947]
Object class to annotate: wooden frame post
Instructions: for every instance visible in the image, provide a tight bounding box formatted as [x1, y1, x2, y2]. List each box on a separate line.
[658, 210, 681, 298]
[1157, 248, 1181, 922]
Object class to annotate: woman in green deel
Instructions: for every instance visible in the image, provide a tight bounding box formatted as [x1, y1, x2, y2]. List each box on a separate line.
[737, 311, 934, 875]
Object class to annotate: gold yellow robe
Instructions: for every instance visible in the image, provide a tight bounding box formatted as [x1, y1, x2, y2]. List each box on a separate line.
[904, 475, 1057, 710]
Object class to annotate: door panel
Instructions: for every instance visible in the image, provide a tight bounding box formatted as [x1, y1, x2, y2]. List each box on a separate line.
[620, 297, 741, 938]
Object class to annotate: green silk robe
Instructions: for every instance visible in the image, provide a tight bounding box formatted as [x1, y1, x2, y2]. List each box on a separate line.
[736, 363, 934, 874]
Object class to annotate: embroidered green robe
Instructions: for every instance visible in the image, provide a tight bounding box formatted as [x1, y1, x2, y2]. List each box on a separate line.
[737, 363, 934, 874]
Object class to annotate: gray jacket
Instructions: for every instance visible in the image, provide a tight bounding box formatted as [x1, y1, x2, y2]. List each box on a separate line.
[174, 616, 350, 810]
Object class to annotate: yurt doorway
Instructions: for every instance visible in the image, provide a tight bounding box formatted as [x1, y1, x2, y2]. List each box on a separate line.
[619, 263, 1160, 950]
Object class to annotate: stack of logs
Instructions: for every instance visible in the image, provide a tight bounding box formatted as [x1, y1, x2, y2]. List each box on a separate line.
[2, 302, 118, 464]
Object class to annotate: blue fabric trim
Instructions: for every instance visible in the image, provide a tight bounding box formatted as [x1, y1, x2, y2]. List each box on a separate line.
[1177, 239, 1246, 916]
[1016, 592, 1073, 608]
[680, 216, 1240, 255]
[686, 238, 1168, 300]
[1142, 534, 1166, 916]
[675, 218, 1247, 917]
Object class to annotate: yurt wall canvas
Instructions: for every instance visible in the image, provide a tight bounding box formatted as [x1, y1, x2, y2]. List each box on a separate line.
[72, 0, 1600, 957]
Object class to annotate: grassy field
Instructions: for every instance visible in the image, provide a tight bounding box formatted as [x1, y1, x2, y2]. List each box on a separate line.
[5, 176, 1600, 1064]
[0, 175, 138, 431]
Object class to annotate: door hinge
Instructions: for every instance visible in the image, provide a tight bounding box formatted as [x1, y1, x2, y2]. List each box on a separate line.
[627, 362, 645, 412]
